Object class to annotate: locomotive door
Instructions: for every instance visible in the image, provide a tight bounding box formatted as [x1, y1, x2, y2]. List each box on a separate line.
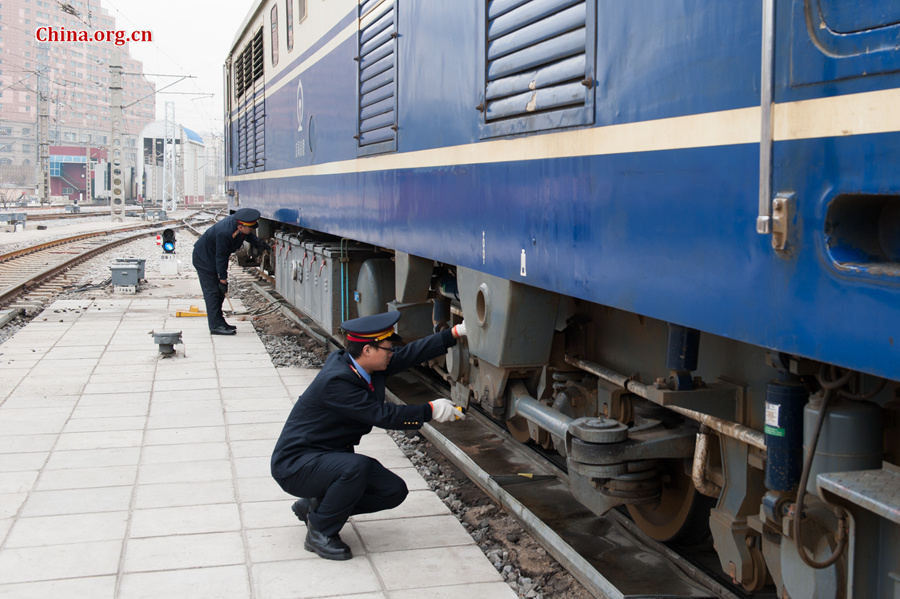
[758, 0, 900, 246]
[788, 0, 900, 87]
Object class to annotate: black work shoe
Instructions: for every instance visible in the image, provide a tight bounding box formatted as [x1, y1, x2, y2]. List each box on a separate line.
[222, 322, 237, 331]
[210, 326, 236, 336]
[291, 497, 319, 524]
[304, 527, 351, 561]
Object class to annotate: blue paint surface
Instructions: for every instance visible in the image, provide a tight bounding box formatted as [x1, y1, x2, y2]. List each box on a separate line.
[780, 0, 900, 99]
[227, 0, 900, 381]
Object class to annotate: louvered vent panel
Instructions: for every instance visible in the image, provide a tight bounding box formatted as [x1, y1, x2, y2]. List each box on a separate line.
[357, 0, 397, 153]
[485, 0, 588, 122]
[234, 28, 266, 173]
[237, 107, 249, 171]
[253, 86, 266, 171]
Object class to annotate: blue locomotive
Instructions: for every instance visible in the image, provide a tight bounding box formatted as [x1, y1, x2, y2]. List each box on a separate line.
[225, 1, 900, 596]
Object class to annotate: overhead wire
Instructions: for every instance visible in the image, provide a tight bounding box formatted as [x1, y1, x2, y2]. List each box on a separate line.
[102, 0, 221, 132]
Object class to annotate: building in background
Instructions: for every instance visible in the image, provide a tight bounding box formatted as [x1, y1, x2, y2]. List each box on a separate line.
[0, 0, 154, 189]
[199, 132, 225, 201]
[48, 144, 107, 203]
[138, 120, 208, 206]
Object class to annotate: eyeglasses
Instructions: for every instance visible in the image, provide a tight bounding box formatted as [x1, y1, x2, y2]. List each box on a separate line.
[372, 344, 397, 353]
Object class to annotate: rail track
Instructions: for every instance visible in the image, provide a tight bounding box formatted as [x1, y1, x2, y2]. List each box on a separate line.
[0, 211, 217, 313]
[230, 265, 752, 599]
[3, 203, 227, 222]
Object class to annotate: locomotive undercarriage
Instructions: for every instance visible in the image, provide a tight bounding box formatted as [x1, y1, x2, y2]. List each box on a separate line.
[261, 228, 899, 598]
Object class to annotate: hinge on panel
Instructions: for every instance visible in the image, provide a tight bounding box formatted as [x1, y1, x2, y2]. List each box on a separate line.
[771, 193, 794, 253]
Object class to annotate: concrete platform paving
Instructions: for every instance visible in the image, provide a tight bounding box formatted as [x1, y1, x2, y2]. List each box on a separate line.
[0, 265, 516, 598]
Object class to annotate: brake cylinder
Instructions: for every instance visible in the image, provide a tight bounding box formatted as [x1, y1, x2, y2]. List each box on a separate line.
[764, 378, 808, 491]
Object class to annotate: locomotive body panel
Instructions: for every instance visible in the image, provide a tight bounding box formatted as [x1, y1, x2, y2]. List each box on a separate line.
[225, 1, 900, 595]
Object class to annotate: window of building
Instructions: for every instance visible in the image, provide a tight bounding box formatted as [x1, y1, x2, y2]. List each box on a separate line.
[0, 128, 10, 136]
[270, 4, 279, 66]
[63, 186, 74, 194]
[286, 0, 293, 51]
[22, 127, 30, 134]
[0, 144, 12, 152]
[22, 144, 33, 152]
[479, 0, 596, 138]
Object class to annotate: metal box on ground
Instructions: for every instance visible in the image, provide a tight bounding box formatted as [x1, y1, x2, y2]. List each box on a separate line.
[0, 213, 26, 229]
[111, 263, 140, 287]
[115, 258, 146, 280]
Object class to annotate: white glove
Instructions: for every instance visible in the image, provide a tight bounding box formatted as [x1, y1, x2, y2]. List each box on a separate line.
[452, 321, 467, 338]
[429, 398, 465, 423]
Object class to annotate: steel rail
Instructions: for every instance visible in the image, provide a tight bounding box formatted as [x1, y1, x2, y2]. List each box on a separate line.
[0, 217, 210, 307]
[409, 404, 626, 599]
[385, 383, 740, 599]
[25, 212, 114, 221]
[0, 222, 172, 264]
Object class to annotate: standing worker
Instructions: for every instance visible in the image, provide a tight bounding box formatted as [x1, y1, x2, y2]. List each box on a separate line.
[271, 311, 468, 560]
[192, 207, 268, 335]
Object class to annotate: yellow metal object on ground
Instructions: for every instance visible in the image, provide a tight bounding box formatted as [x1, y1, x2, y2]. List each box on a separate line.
[175, 306, 207, 317]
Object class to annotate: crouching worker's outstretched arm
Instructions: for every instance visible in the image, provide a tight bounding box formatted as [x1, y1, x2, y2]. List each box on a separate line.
[429, 398, 466, 423]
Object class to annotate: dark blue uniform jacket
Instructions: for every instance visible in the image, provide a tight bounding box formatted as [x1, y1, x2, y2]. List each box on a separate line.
[271, 328, 457, 480]
[192, 214, 266, 280]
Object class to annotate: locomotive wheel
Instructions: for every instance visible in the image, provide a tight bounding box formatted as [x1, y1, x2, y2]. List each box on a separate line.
[626, 458, 713, 544]
[506, 415, 532, 443]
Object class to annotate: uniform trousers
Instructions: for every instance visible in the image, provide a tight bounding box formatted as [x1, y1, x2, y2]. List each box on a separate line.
[276, 451, 408, 537]
[193, 265, 227, 331]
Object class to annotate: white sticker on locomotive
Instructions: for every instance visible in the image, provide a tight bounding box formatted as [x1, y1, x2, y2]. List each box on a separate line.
[765, 402, 780, 427]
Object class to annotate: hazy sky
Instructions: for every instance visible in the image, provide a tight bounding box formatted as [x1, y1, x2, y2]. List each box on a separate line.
[103, 0, 253, 135]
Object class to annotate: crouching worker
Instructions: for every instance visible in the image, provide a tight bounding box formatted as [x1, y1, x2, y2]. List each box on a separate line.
[270, 311, 467, 560]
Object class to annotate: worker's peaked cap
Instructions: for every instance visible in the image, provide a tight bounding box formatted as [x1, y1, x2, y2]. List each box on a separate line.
[341, 311, 402, 343]
[233, 208, 260, 227]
